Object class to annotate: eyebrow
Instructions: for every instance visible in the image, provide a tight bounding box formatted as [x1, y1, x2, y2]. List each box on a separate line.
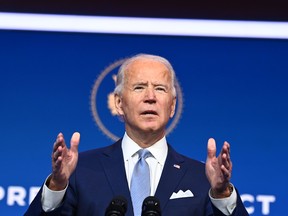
[132, 82, 169, 88]
[132, 81, 148, 86]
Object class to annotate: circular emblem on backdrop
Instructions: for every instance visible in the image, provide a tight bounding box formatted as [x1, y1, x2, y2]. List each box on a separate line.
[90, 57, 184, 141]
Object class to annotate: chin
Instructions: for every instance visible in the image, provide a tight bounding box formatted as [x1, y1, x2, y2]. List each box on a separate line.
[141, 126, 164, 134]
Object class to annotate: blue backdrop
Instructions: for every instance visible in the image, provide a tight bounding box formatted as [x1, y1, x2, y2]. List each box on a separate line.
[0, 30, 287, 215]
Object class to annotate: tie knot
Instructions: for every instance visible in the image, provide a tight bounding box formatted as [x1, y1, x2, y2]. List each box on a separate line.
[138, 149, 151, 159]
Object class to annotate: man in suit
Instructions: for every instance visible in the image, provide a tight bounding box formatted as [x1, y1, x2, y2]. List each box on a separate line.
[25, 54, 248, 215]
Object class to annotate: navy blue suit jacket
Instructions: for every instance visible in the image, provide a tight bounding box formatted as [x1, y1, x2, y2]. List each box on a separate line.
[25, 139, 248, 216]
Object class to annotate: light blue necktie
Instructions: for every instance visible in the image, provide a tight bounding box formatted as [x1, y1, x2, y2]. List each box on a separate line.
[130, 149, 151, 216]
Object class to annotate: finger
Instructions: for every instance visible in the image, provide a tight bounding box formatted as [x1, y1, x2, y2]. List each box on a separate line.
[53, 133, 66, 152]
[54, 154, 63, 168]
[70, 132, 80, 153]
[225, 141, 231, 161]
[52, 133, 67, 163]
[221, 164, 232, 180]
[221, 142, 231, 165]
[221, 142, 232, 176]
[221, 153, 231, 170]
[53, 145, 64, 160]
[221, 141, 230, 155]
[207, 138, 216, 159]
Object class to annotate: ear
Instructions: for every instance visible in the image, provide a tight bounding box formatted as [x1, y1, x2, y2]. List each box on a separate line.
[169, 97, 177, 118]
[114, 93, 124, 116]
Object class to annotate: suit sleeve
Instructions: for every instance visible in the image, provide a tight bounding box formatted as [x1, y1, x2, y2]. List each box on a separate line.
[24, 186, 65, 216]
[24, 182, 77, 216]
[211, 188, 249, 216]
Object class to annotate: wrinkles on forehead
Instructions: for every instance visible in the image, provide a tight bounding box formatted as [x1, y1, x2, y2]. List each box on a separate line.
[123, 59, 173, 88]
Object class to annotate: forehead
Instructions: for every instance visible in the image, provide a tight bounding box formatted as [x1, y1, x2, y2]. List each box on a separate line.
[125, 59, 171, 83]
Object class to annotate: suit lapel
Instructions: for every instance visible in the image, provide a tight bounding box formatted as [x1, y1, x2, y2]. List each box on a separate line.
[98, 141, 189, 215]
[155, 145, 187, 211]
[99, 140, 134, 215]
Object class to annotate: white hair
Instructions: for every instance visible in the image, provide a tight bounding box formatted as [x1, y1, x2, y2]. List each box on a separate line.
[114, 53, 177, 97]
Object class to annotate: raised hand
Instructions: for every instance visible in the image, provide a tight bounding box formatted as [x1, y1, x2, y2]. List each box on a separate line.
[48, 132, 80, 191]
[205, 138, 232, 198]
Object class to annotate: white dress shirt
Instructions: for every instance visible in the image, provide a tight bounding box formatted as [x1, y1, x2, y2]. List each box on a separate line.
[122, 132, 167, 195]
[42, 132, 236, 215]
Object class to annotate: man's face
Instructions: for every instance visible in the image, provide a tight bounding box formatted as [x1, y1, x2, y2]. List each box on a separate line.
[115, 59, 176, 137]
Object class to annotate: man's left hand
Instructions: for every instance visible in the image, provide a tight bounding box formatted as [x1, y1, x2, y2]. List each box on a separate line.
[205, 138, 233, 198]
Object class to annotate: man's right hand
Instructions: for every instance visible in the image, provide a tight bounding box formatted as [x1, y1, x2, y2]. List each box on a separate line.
[47, 132, 80, 191]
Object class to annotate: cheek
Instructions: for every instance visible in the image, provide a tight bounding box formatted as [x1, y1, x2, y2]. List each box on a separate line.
[122, 101, 136, 115]
[163, 100, 176, 118]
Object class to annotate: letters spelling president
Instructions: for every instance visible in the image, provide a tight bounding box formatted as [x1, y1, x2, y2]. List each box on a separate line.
[25, 53, 248, 216]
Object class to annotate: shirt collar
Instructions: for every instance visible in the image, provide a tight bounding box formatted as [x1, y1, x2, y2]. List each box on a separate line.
[122, 132, 168, 166]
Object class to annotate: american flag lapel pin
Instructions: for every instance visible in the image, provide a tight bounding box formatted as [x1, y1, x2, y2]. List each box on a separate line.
[173, 164, 180, 169]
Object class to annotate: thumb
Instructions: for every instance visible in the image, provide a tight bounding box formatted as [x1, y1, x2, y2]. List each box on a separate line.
[70, 132, 80, 152]
[207, 138, 216, 159]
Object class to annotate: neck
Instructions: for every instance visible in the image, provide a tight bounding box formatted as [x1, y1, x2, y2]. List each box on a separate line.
[126, 129, 165, 148]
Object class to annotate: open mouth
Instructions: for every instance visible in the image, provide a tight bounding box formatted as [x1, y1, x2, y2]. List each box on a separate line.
[141, 110, 158, 115]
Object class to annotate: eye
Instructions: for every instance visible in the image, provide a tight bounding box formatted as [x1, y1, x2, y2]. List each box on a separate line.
[133, 86, 144, 91]
[155, 86, 167, 92]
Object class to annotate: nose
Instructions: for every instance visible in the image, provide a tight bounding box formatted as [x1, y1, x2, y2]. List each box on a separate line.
[144, 87, 156, 104]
